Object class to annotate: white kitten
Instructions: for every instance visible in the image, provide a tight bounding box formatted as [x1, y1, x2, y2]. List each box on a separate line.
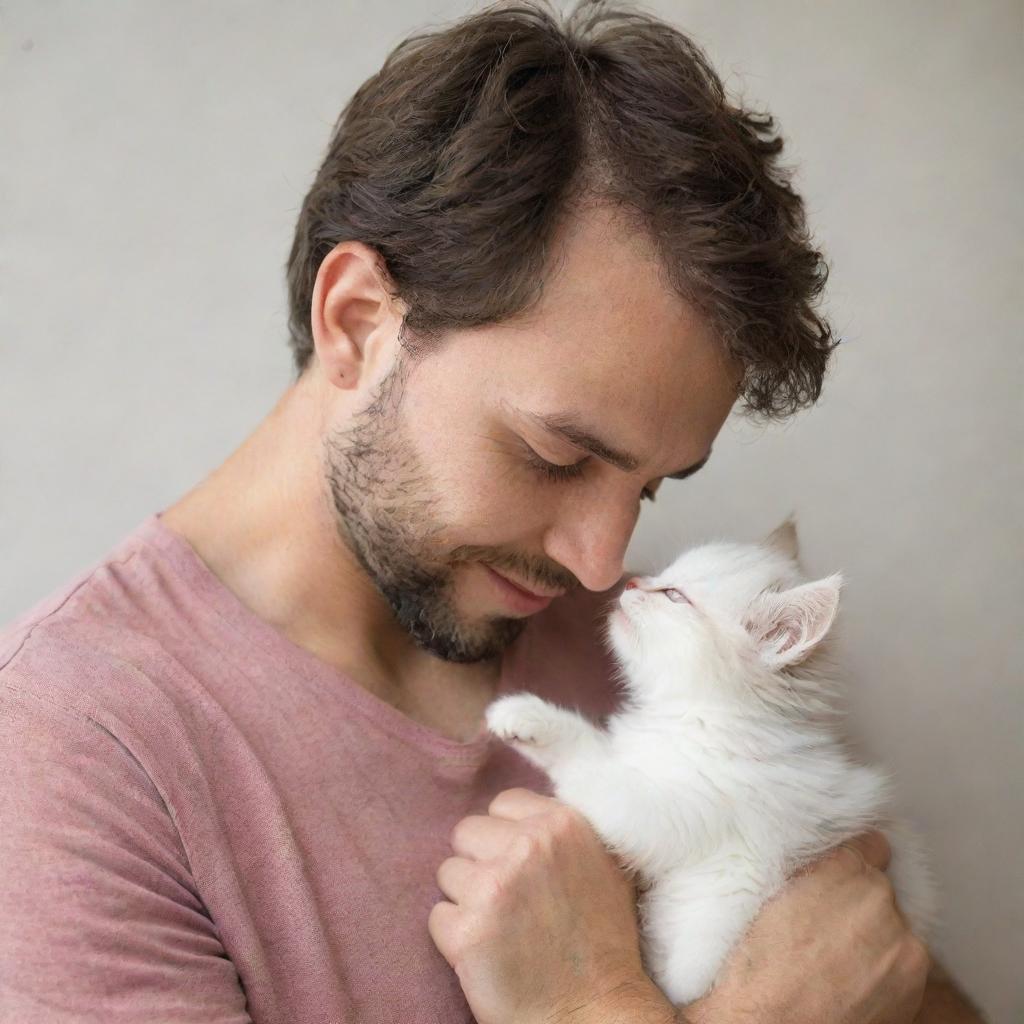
[485, 519, 937, 1006]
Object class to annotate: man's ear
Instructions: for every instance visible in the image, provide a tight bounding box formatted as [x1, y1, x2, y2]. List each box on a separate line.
[310, 241, 405, 389]
[744, 572, 843, 669]
[764, 515, 800, 561]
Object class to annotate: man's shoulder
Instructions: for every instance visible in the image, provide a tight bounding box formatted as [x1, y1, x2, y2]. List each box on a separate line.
[1, 517, 159, 675]
[1, 615, 163, 712]
[0, 545, 205, 783]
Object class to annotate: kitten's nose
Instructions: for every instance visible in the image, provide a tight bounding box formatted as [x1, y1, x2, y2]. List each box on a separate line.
[624, 577, 642, 590]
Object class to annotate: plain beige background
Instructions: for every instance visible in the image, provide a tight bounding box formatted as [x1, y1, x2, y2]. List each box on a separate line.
[2, 2, 1020, 1021]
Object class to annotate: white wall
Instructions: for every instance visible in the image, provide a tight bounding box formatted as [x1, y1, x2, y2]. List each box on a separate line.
[2, 2, 1020, 1020]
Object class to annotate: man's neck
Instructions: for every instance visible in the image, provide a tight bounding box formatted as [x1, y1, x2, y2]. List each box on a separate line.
[159, 380, 502, 744]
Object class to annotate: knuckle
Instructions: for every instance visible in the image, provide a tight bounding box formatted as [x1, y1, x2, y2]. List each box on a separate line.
[807, 851, 838, 881]
[449, 817, 471, 847]
[825, 842, 862, 874]
[476, 869, 506, 907]
[851, 870, 896, 926]
[427, 899, 448, 927]
[821, 845, 845, 867]
[870, 828, 893, 867]
[435, 856, 452, 886]
[487, 786, 529, 814]
[503, 786, 533, 798]
[867, 866, 895, 897]
[427, 900, 442, 927]
[446, 928, 474, 967]
[429, 901, 486, 966]
[549, 803, 581, 834]
[902, 935, 931, 978]
[510, 829, 543, 862]
[427, 900, 458, 949]
[865, 871, 896, 914]
[844, 828, 891, 871]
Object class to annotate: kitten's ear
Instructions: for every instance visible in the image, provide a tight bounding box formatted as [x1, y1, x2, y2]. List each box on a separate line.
[745, 572, 843, 669]
[764, 516, 799, 560]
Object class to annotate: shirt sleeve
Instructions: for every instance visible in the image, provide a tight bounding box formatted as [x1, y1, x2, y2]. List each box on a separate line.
[0, 679, 252, 1024]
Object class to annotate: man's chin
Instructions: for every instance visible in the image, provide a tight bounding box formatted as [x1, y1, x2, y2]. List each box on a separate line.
[407, 612, 528, 664]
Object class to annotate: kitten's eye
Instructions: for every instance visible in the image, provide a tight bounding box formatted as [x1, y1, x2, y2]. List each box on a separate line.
[661, 587, 689, 603]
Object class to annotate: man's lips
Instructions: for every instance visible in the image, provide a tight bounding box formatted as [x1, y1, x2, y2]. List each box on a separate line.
[483, 565, 566, 614]
[487, 567, 565, 600]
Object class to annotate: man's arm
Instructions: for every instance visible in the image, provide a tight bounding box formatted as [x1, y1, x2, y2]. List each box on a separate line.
[507, 961, 989, 1024]
[556, 956, 988, 1024]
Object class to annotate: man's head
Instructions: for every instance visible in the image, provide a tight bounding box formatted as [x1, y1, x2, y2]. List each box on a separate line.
[284, 1, 836, 664]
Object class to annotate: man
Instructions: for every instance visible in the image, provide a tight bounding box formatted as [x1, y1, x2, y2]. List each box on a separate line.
[0, 2, 985, 1022]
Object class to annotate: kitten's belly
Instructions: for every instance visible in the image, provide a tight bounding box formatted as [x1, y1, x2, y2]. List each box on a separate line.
[639, 856, 776, 1006]
[636, 824, 936, 1007]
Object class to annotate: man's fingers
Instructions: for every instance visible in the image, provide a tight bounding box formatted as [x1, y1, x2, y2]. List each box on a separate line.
[446, 789, 569, 867]
[838, 839, 911, 925]
[436, 855, 481, 905]
[789, 828, 893, 882]
[839, 829, 892, 872]
[487, 786, 560, 820]
[426, 898, 461, 966]
[450, 813, 520, 860]
[837, 841, 869, 871]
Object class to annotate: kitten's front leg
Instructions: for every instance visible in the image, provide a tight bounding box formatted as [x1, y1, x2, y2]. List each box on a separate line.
[485, 692, 607, 773]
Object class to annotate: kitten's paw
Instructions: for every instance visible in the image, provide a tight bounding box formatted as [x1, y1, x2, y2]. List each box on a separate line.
[485, 693, 560, 747]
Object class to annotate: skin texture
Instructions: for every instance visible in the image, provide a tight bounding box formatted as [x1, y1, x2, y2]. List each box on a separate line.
[160, 201, 979, 1023]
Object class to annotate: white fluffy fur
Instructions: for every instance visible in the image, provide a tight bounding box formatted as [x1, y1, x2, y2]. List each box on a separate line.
[485, 520, 937, 1006]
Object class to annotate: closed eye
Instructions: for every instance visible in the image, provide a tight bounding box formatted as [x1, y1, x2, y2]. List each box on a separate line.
[522, 445, 659, 502]
[660, 587, 689, 603]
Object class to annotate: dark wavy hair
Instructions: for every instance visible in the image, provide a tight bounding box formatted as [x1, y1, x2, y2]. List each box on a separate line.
[285, 0, 836, 418]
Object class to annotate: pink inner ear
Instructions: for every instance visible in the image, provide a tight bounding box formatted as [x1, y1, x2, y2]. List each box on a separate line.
[754, 611, 802, 661]
[769, 618, 801, 654]
[746, 575, 841, 668]
[744, 602, 786, 651]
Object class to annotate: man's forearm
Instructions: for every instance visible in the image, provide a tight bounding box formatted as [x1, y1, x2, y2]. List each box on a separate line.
[567, 957, 986, 1024]
[560, 974, 678, 1024]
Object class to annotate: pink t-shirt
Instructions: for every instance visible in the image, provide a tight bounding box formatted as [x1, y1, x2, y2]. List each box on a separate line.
[0, 511, 625, 1024]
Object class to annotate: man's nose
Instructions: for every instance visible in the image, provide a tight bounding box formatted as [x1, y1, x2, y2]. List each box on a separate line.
[544, 494, 641, 592]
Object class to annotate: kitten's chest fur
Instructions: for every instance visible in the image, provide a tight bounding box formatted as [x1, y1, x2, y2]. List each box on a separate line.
[579, 706, 888, 876]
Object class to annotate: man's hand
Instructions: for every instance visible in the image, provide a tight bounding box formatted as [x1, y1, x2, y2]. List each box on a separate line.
[682, 829, 931, 1024]
[428, 787, 665, 1024]
[429, 799, 977, 1024]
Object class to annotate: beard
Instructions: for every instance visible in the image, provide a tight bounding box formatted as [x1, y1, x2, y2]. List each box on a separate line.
[322, 350, 529, 664]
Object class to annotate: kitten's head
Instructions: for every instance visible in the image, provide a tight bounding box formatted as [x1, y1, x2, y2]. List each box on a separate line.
[604, 519, 844, 719]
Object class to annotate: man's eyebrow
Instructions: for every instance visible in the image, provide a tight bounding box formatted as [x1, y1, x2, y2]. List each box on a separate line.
[513, 405, 712, 480]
